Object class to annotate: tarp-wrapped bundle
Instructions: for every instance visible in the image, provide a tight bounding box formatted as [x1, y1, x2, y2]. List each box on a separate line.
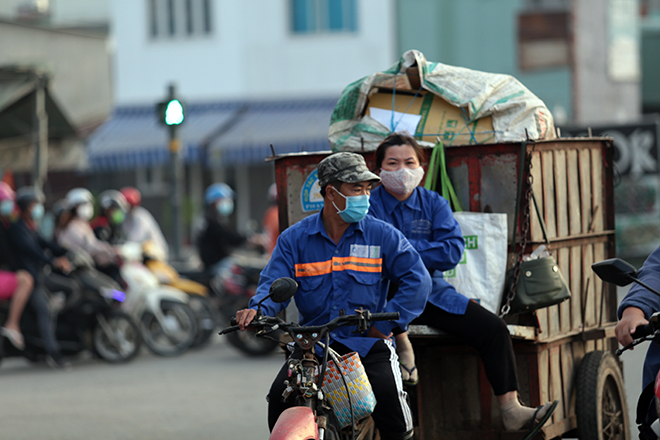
[329, 49, 556, 152]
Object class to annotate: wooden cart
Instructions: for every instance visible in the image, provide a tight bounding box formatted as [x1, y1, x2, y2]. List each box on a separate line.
[272, 137, 626, 440]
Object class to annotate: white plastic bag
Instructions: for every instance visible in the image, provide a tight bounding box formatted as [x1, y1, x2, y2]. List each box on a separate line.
[443, 212, 508, 314]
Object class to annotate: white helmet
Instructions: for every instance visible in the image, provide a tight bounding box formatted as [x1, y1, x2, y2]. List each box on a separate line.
[99, 189, 129, 212]
[66, 188, 94, 207]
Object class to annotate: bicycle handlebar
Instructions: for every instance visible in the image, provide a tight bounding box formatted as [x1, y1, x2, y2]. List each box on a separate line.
[218, 310, 400, 336]
[616, 322, 659, 356]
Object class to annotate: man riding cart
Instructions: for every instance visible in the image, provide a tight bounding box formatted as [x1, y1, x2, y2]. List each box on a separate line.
[268, 50, 626, 440]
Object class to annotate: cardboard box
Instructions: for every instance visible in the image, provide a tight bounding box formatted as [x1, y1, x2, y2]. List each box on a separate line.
[366, 89, 495, 145]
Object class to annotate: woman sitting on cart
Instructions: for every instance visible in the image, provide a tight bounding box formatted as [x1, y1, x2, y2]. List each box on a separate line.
[368, 132, 557, 434]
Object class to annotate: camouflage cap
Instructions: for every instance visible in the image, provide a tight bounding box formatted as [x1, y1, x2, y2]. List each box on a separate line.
[317, 152, 381, 188]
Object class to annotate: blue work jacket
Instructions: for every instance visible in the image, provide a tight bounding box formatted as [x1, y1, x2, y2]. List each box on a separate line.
[619, 245, 660, 388]
[249, 208, 431, 357]
[369, 185, 469, 315]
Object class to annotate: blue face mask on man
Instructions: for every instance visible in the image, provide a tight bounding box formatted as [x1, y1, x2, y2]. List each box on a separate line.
[216, 198, 234, 217]
[330, 186, 370, 223]
[31, 203, 45, 221]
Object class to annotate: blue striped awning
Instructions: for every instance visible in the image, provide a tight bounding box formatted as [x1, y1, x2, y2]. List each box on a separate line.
[87, 102, 241, 170]
[87, 97, 337, 170]
[208, 98, 337, 165]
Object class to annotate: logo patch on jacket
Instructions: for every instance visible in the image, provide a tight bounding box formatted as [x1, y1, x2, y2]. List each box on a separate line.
[350, 244, 381, 259]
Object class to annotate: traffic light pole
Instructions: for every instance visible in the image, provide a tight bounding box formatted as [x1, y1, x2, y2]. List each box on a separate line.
[167, 85, 183, 262]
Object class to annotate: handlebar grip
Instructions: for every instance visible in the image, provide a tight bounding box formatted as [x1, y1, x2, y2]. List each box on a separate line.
[219, 325, 240, 335]
[633, 323, 655, 339]
[369, 312, 400, 321]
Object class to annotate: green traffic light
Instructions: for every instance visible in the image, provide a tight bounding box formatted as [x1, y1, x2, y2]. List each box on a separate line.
[164, 99, 185, 125]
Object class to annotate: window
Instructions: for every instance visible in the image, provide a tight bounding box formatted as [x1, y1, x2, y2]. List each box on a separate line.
[149, 0, 213, 39]
[291, 0, 357, 34]
[518, 11, 570, 71]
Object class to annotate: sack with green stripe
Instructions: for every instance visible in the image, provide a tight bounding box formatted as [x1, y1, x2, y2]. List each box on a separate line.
[328, 49, 556, 152]
[427, 141, 508, 314]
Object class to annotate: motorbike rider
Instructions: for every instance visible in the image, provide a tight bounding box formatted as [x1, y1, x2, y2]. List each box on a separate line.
[0, 182, 33, 350]
[617, 244, 660, 433]
[235, 152, 432, 440]
[195, 183, 247, 271]
[91, 190, 129, 244]
[57, 188, 118, 277]
[7, 187, 73, 368]
[120, 187, 169, 259]
[367, 133, 557, 432]
[51, 198, 72, 239]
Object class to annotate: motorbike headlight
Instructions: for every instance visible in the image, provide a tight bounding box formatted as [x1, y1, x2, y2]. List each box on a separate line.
[100, 287, 126, 303]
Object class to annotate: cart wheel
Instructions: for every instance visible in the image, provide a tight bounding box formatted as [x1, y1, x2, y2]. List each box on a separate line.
[576, 350, 630, 440]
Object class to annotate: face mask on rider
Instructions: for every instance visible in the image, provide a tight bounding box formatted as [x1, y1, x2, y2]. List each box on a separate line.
[330, 186, 370, 223]
[110, 209, 126, 225]
[216, 199, 234, 217]
[380, 166, 425, 196]
[0, 200, 14, 216]
[31, 203, 45, 221]
[77, 203, 94, 221]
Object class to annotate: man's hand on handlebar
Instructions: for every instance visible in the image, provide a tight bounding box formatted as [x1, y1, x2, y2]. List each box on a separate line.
[616, 306, 648, 347]
[235, 308, 258, 331]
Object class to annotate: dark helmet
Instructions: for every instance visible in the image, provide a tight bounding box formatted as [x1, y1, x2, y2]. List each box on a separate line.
[99, 190, 129, 212]
[15, 186, 45, 212]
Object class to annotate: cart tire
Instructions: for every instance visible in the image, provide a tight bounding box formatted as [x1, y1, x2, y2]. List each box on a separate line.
[576, 350, 630, 440]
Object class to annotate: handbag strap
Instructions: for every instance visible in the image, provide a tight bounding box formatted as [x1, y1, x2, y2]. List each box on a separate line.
[425, 139, 463, 212]
[530, 188, 550, 245]
[500, 141, 534, 317]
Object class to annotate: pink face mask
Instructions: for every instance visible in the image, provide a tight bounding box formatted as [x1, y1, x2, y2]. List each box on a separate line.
[379, 167, 425, 195]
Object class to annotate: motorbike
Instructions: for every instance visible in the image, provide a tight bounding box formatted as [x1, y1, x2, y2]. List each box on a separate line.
[220, 277, 400, 440]
[592, 258, 660, 439]
[181, 250, 280, 356]
[0, 252, 142, 365]
[117, 243, 198, 357]
[142, 242, 218, 348]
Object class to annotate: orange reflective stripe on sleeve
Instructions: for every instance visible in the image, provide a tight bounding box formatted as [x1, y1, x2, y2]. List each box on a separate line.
[332, 256, 382, 273]
[295, 260, 332, 277]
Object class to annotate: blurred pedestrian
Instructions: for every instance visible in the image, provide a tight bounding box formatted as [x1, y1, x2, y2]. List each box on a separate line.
[8, 187, 72, 368]
[0, 182, 33, 350]
[120, 187, 169, 259]
[195, 183, 247, 271]
[58, 188, 117, 269]
[91, 189, 129, 245]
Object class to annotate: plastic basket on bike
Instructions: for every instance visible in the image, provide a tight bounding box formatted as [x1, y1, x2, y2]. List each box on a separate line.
[321, 351, 377, 428]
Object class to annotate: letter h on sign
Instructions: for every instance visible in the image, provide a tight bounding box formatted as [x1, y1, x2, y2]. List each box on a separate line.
[464, 235, 478, 250]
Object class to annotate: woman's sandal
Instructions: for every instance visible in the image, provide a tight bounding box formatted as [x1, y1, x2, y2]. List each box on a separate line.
[399, 362, 419, 387]
[1, 327, 25, 350]
[521, 400, 559, 440]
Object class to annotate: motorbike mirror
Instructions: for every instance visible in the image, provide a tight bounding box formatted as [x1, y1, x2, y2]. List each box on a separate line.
[592, 258, 638, 286]
[267, 277, 298, 303]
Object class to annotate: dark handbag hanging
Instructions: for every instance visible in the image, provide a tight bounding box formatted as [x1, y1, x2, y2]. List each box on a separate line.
[500, 141, 571, 316]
